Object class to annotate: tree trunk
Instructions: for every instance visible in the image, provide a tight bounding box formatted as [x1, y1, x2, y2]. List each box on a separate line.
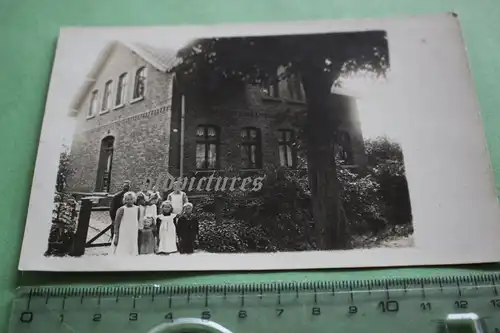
[301, 68, 348, 250]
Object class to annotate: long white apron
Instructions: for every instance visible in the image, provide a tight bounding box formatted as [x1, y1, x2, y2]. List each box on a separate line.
[110, 206, 139, 256]
[157, 214, 177, 253]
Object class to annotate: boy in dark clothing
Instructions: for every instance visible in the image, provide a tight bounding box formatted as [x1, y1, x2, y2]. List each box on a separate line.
[174, 203, 199, 254]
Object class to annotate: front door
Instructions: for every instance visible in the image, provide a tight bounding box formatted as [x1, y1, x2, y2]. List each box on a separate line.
[96, 136, 114, 192]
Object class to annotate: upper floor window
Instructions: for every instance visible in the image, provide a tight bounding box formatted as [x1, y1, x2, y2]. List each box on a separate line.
[278, 129, 295, 167]
[133, 67, 146, 100]
[102, 80, 112, 111]
[196, 125, 219, 169]
[88, 90, 98, 117]
[240, 127, 262, 169]
[261, 78, 280, 98]
[287, 76, 304, 101]
[115, 73, 128, 106]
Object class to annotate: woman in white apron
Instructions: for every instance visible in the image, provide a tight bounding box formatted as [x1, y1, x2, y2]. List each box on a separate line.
[156, 201, 178, 254]
[166, 181, 188, 214]
[110, 191, 140, 256]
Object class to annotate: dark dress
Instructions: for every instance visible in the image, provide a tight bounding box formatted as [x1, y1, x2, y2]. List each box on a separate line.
[109, 191, 126, 237]
[175, 215, 199, 254]
[139, 226, 155, 255]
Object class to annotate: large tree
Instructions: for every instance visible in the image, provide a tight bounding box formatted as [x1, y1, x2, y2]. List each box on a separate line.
[173, 31, 389, 250]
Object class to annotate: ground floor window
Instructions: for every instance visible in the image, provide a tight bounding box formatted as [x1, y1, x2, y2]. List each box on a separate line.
[278, 129, 296, 167]
[240, 127, 262, 169]
[196, 125, 220, 169]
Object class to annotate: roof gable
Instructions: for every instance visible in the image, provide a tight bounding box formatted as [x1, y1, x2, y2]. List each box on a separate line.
[69, 41, 180, 116]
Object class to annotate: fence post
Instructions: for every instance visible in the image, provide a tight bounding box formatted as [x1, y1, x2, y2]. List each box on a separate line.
[71, 198, 92, 257]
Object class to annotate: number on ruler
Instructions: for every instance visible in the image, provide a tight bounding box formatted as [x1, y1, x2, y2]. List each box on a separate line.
[454, 300, 468, 309]
[276, 309, 284, 317]
[92, 314, 102, 322]
[201, 311, 211, 320]
[165, 313, 173, 322]
[312, 307, 321, 316]
[129, 313, 138, 321]
[378, 300, 399, 312]
[59, 314, 64, 323]
[491, 299, 500, 308]
[348, 306, 358, 314]
[420, 302, 432, 310]
[238, 310, 247, 318]
[19, 312, 33, 323]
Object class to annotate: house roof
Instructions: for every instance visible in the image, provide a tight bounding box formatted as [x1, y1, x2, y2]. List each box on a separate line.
[69, 41, 181, 116]
[331, 86, 360, 99]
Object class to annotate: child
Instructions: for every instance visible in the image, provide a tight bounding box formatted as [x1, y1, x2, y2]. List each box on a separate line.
[139, 215, 156, 255]
[136, 192, 147, 229]
[110, 191, 140, 256]
[166, 181, 189, 215]
[146, 191, 160, 218]
[175, 202, 199, 254]
[156, 201, 178, 255]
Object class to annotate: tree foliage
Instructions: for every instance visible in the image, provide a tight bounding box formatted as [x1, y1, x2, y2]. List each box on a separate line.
[56, 146, 74, 192]
[46, 146, 78, 256]
[174, 31, 389, 90]
[45, 192, 78, 256]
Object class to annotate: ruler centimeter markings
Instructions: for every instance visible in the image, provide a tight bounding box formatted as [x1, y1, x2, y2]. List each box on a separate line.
[8, 273, 500, 333]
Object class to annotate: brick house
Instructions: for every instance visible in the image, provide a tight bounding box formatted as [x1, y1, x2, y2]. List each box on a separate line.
[66, 41, 366, 196]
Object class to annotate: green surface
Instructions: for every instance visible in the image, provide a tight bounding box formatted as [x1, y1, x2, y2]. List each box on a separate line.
[1, 0, 500, 332]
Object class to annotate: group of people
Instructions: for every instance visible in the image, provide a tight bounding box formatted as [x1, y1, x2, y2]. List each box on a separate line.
[108, 180, 199, 257]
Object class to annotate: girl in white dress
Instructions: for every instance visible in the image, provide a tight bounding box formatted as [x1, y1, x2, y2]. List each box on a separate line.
[156, 201, 178, 254]
[145, 191, 160, 218]
[110, 191, 140, 256]
[166, 181, 189, 214]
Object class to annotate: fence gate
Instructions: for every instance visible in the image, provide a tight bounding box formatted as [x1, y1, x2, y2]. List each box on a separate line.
[72, 197, 112, 256]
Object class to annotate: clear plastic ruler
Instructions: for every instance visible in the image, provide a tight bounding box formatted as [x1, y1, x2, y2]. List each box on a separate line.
[8, 273, 500, 333]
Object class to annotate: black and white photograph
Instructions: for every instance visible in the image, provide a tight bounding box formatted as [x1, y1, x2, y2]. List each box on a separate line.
[19, 13, 500, 271]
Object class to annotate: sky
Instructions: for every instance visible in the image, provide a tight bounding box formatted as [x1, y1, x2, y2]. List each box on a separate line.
[56, 30, 397, 147]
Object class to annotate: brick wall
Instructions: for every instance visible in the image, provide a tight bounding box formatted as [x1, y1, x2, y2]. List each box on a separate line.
[168, 83, 308, 180]
[168, 82, 366, 184]
[66, 43, 365, 196]
[66, 43, 174, 193]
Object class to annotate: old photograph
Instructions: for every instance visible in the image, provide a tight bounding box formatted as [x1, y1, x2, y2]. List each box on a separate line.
[19, 14, 500, 271]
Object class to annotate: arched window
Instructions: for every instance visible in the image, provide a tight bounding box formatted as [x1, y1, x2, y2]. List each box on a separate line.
[95, 136, 115, 192]
[261, 78, 279, 98]
[133, 67, 147, 99]
[102, 80, 112, 111]
[285, 74, 304, 102]
[240, 127, 262, 169]
[196, 125, 220, 169]
[115, 72, 128, 106]
[88, 90, 98, 117]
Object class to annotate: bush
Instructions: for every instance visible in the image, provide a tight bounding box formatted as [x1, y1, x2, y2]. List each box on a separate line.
[194, 168, 315, 252]
[194, 136, 413, 252]
[197, 212, 273, 253]
[337, 165, 386, 235]
[45, 192, 78, 256]
[56, 147, 73, 193]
